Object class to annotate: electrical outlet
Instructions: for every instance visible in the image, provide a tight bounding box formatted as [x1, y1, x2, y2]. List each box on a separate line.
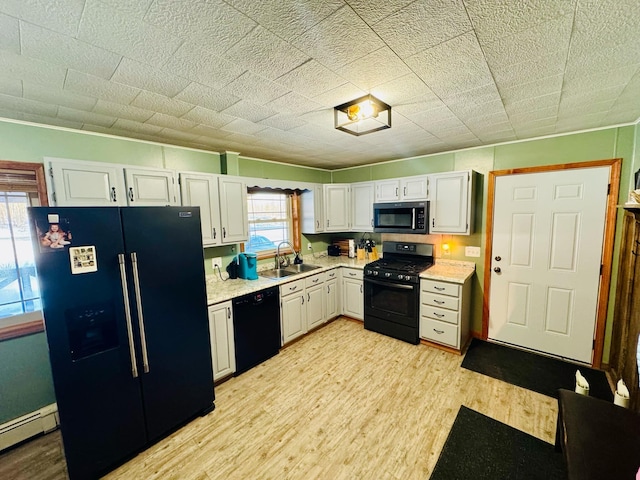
[465, 246, 481, 257]
[307, 243, 312, 250]
[211, 257, 222, 269]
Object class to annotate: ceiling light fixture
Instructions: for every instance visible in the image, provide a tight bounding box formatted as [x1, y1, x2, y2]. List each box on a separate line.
[334, 94, 391, 136]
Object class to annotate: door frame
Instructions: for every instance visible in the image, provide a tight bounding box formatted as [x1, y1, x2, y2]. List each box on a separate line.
[482, 159, 621, 368]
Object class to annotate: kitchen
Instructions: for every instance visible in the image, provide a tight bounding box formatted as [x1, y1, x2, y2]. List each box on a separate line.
[1, 1, 640, 479]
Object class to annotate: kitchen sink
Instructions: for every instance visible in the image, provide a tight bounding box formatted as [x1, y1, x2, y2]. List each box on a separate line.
[258, 264, 321, 279]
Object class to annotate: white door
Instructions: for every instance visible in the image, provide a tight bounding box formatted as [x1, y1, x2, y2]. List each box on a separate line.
[343, 278, 363, 320]
[281, 293, 306, 344]
[124, 167, 178, 206]
[401, 176, 429, 201]
[306, 284, 325, 330]
[218, 176, 248, 244]
[430, 171, 470, 234]
[324, 184, 350, 231]
[48, 159, 125, 206]
[208, 301, 236, 380]
[351, 182, 374, 232]
[180, 173, 221, 246]
[489, 166, 610, 363]
[376, 179, 400, 202]
[326, 278, 338, 320]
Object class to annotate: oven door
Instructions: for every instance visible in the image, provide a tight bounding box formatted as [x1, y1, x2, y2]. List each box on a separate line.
[364, 277, 418, 327]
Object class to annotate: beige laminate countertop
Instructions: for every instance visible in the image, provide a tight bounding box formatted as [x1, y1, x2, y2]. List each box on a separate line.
[205, 255, 475, 305]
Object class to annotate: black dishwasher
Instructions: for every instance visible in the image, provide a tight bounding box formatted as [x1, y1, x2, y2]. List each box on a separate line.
[232, 286, 281, 376]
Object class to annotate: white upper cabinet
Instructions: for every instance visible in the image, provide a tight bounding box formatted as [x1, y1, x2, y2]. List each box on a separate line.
[47, 158, 126, 206]
[351, 182, 374, 232]
[300, 186, 324, 234]
[429, 170, 475, 235]
[123, 167, 178, 206]
[324, 184, 351, 232]
[375, 175, 428, 202]
[179, 172, 222, 246]
[47, 158, 178, 207]
[218, 176, 249, 244]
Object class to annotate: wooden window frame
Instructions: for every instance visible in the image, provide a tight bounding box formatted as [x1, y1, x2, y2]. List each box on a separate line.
[0, 160, 48, 341]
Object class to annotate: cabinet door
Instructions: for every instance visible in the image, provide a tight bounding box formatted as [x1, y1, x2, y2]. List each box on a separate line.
[180, 173, 221, 246]
[124, 167, 178, 206]
[208, 301, 236, 380]
[351, 182, 374, 232]
[281, 293, 306, 344]
[343, 278, 363, 320]
[401, 176, 429, 201]
[48, 159, 125, 206]
[429, 171, 470, 234]
[306, 284, 325, 330]
[326, 278, 338, 320]
[376, 179, 400, 202]
[218, 176, 248, 244]
[300, 187, 324, 234]
[324, 184, 350, 232]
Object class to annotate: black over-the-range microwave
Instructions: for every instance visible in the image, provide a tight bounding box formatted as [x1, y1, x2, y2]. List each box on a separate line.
[373, 201, 429, 234]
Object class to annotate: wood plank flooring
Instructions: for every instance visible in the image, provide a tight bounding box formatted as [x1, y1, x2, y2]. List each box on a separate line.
[0, 317, 558, 479]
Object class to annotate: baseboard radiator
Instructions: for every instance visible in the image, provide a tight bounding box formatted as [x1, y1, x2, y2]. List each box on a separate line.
[0, 403, 59, 452]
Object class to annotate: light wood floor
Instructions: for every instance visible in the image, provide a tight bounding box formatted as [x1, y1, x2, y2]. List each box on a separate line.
[1, 317, 558, 479]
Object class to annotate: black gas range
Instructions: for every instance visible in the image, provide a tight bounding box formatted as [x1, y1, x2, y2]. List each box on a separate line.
[363, 242, 434, 344]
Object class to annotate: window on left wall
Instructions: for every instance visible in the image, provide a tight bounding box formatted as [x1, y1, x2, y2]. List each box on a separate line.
[0, 161, 48, 341]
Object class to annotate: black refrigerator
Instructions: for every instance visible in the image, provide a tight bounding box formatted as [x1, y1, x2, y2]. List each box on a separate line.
[29, 206, 215, 480]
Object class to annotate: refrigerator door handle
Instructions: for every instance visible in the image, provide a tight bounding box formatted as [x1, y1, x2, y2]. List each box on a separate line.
[118, 254, 139, 378]
[131, 252, 150, 374]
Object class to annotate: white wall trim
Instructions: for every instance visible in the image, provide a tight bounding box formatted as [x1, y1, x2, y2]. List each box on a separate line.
[0, 403, 59, 452]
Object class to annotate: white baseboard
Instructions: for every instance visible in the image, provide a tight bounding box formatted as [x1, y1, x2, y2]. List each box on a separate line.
[0, 403, 59, 452]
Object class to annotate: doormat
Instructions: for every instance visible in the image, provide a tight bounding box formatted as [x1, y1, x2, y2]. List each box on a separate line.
[461, 338, 612, 401]
[430, 406, 567, 480]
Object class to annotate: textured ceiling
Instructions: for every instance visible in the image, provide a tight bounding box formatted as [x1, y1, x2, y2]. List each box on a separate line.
[0, 0, 639, 170]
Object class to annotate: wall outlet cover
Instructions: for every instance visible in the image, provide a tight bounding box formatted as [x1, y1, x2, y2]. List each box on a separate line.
[465, 246, 481, 257]
[212, 257, 222, 269]
[307, 243, 312, 250]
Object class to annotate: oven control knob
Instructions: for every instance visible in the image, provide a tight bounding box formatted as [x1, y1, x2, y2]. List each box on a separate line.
[397, 274, 404, 280]
[366, 269, 372, 275]
[373, 271, 379, 276]
[385, 272, 391, 277]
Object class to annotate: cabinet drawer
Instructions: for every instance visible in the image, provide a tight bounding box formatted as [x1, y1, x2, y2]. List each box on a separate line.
[421, 304, 459, 325]
[325, 268, 339, 280]
[422, 292, 459, 311]
[280, 278, 305, 297]
[305, 272, 325, 288]
[420, 317, 458, 347]
[342, 268, 363, 280]
[421, 279, 459, 297]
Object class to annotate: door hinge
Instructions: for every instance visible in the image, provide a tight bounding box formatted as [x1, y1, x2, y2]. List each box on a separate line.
[593, 339, 596, 350]
[49, 166, 54, 177]
[52, 191, 56, 203]
[607, 183, 611, 195]
[600, 264, 604, 275]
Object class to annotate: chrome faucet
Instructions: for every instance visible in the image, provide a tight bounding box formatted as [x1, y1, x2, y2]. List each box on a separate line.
[276, 241, 296, 268]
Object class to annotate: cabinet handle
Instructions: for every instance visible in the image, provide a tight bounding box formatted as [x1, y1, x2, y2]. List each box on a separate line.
[349, 272, 356, 277]
[327, 219, 329, 227]
[360, 284, 363, 294]
[118, 254, 138, 379]
[223, 227, 226, 238]
[432, 218, 435, 227]
[301, 295, 304, 305]
[317, 220, 320, 229]
[131, 252, 150, 374]
[111, 187, 117, 202]
[433, 329, 445, 334]
[227, 307, 231, 319]
[404, 187, 407, 196]
[434, 286, 445, 291]
[312, 278, 319, 283]
[329, 272, 335, 277]
[289, 285, 297, 291]
[212, 227, 216, 239]
[395, 187, 398, 197]
[433, 312, 445, 318]
[433, 299, 445, 304]
[327, 285, 331, 293]
[128, 187, 134, 202]
[307, 293, 310, 302]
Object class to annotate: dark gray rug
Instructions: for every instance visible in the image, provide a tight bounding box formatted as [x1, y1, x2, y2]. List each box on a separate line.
[430, 406, 567, 480]
[461, 338, 612, 401]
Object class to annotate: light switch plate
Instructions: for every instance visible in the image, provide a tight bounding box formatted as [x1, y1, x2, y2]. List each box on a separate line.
[465, 246, 481, 257]
[211, 257, 222, 269]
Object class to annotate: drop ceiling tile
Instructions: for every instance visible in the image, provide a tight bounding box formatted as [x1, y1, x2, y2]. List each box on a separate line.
[374, 0, 472, 59]
[511, 115, 557, 131]
[311, 83, 367, 109]
[225, 0, 343, 42]
[0, 0, 84, 36]
[92, 100, 154, 123]
[560, 86, 625, 110]
[290, 5, 385, 70]
[602, 108, 640, 125]
[0, 93, 58, 117]
[565, 39, 640, 80]
[174, 83, 239, 112]
[157, 127, 202, 143]
[337, 47, 411, 92]
[508, 105, 558, 125]
[467, 120, 514, 135]
[220, 72, 291, 106]
[223, 26, 309, 81]
[370, 74, 438, 107]
[558, 99, 615, 119]
[504, 91, 561, 116]
[492, 51, 567, 88]
[407, 32, 494, 98]
[562, 65, 639, 95]
[145, 0, 256, 54]
[0, 49, 67, 88]
[476, 130, 518, 144]
[161, 42, 246, 91]
[555, 113, 606, 132]
[78, 0, 183, 66]
[448, 97, 507, 120]
[0, 109, 24, 121]
[466, 0, 575, 43]
[23, 83, 97, 112]
[258, 114, 307, 131]
[191, 124, 233, 138]
[406, 106, 459, 128]
[499, 75, 563, 105]
[112, 118, 163, 135]
[393, 98, 448, 117]
[482, 15, 573, 68]
[110, 58, 191, 98]
[346, 0, 415, 25]
[459, 109, 510, 129]
[182, 106, 235, 129]
[0, 78, 22, 97]
[514, 124, 556, 137]
[0, 13, 19, 54]
[221, 118, 269, 136]
[131, 90, 194, 117]
[266, 92, 323, 115]
[221, 100, 277, 123]
[57, 106, 117, 128]
[275, 60, 347, 99]
[145, 112, 198, 131]
[21, 22, 121, 80]
[97, 0, 154, 18]
[65, 70, 141, 105]
[22, 113, 83, 130]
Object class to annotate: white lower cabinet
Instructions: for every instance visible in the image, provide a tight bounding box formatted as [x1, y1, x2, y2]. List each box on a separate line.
[306, 273, 326, 331]
[325, 269, 339, 320]
[280, 278, 307, 345]
[419, 277, 471, 351]
[207, 300, 236, 381]
[342, 268, 364, 320]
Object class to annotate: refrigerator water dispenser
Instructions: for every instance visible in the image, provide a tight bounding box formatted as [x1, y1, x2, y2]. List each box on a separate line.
[65, 303, 118, 361]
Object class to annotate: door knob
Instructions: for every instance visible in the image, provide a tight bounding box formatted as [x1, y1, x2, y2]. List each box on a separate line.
[494, 267, 501, 273]
[495, 256, 501, 261]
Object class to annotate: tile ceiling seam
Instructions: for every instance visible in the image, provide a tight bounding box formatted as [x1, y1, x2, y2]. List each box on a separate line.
[553, 0, 580, 127]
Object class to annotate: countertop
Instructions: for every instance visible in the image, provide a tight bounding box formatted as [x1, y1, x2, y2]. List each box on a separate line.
[206, 254, 475, 305]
